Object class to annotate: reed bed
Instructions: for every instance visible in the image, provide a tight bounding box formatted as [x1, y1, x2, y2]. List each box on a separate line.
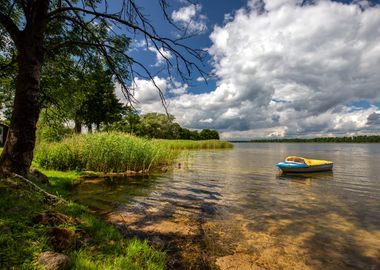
[34, 133, 233, 172]
[34, 132, 176, 172]
[154, 139, 233, 150]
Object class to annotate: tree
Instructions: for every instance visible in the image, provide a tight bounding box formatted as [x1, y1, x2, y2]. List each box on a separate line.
[104, 107, 141, 134]
[200, 129, 220, 140]
[0, 0, 204, 176]
[76, 64, 124, 131]
[138, 113, 179, 139]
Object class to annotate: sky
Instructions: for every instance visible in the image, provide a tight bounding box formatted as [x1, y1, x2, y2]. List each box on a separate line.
[115, 0, 380, 139]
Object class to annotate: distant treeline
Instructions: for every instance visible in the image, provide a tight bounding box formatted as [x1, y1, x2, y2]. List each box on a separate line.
[232, 135, 380, 143]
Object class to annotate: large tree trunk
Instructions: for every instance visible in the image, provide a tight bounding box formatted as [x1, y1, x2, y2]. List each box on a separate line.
[0, 1, 49, 177]
[0, 46, 43, 176]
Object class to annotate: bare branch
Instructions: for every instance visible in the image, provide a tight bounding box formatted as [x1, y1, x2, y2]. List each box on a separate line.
[48, 4, 205, 75]
[46, 0, 207, 114]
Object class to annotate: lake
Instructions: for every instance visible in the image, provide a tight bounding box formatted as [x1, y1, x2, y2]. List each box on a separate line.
[72, 143, 380, 269]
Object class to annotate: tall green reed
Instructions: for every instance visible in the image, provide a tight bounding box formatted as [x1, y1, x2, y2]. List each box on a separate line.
[34, 132, 176, 172]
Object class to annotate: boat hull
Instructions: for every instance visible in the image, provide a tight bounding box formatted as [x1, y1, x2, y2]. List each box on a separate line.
[277, 163, 333, 173]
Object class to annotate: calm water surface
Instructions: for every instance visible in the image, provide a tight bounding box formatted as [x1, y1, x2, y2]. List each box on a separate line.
[72, 143, 380, 270]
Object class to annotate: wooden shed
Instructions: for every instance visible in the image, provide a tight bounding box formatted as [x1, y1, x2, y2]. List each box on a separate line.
[0, 123, 9, 147]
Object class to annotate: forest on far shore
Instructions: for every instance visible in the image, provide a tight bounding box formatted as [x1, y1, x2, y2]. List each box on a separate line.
[230, 135, 380, 143]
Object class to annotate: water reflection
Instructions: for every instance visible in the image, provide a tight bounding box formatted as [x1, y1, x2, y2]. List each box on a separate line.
[72, 143, 380, 269]
[276, 171, 334, 183]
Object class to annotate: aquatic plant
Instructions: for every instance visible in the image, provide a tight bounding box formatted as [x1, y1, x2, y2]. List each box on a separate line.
[34, 133, 233, 172]
[34, 132, 176, 172]
[154, 139, 233, 150]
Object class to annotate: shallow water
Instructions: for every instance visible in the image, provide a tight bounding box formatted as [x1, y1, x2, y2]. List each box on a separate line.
[72, 143, 380, 269]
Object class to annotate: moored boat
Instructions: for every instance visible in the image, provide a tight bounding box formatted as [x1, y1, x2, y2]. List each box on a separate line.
[276, 156, 333, 173]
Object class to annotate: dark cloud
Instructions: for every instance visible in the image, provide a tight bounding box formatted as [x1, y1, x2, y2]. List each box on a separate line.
[367, 112, 380, 126]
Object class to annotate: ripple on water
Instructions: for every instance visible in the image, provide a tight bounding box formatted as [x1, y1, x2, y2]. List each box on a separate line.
[72, 143, 380, 269]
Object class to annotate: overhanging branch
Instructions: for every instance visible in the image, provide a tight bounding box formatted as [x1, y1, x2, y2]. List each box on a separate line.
[0, 11, 20, 44]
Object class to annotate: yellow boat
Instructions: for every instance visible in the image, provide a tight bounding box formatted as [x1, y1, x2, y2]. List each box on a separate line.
[276, 156, 333, 173]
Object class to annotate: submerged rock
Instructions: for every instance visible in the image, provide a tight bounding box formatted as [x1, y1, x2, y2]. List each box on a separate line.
[216, 254, 264, 270]
[37, 251, 72, 270]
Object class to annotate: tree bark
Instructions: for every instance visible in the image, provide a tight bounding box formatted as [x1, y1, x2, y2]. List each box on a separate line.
[0, 49, 42, 176]
[0, 1, 49, 177]
[74, 115, 82, 134]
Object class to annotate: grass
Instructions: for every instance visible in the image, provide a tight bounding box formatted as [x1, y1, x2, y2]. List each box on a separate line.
[71, 238, 166, 270]
[34, 132, 233, 173]
[39, 169, 80, 197]
[0, 170, 166, 270]
[0, 178, 47, 269]
[34, 132, 177, 173]
[0, 134, 232, 268]
[154, 139, 233, 150]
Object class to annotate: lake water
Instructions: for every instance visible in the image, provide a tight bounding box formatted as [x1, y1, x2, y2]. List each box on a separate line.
[72, 143, 380, 269]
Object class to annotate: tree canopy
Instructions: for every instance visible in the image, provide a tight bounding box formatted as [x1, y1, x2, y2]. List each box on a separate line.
[106, 112, 220, 140]
[0, 0, 205, 176]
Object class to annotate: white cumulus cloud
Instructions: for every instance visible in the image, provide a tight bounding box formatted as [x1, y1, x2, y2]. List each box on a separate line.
[172, 4, 207, 33]
[148, 46, 172, 66]
[130, 0, 380, 138]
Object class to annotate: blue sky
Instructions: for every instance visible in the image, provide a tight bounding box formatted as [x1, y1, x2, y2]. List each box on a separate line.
[123, 0, 248, 94]
[111, 0, 380, 139]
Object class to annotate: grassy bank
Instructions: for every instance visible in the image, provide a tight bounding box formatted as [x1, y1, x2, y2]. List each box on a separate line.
[1, 134, 232, 268]
[34, 132, 177, 172]
[34, 133, 233, 172]
[0, 170, 166, 269]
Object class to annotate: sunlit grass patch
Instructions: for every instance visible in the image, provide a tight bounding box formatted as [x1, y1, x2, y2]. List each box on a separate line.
[0, 178, 51, 269]
[0, 175, 166, 269]
[37, 169, 80, 196]
[59, 201, 166, 270]
[71, 239, 166, 270]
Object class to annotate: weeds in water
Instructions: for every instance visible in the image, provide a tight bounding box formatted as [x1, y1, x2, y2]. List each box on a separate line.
[34, 132, 176, 172]
[154, 139, 233, 150]
[34, 133, 232, 172]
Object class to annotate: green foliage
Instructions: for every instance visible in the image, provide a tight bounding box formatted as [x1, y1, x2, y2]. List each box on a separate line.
[0, 179, 48, 269]
[71, 239, 166, 270]
[107, 112, 221, 140]
[34, 132, 177, 172]
[40, 55, 125, 134]
[0, 172, 166, 270]
[37, 169, 81, 197]
[137, 113, 180, 139]
[0, 56, 15, 124]
[249, 135, 380, 143]
[76, 64, 124, 130]
[199, 129, 220, 140]
[36, 109, 74, 143]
